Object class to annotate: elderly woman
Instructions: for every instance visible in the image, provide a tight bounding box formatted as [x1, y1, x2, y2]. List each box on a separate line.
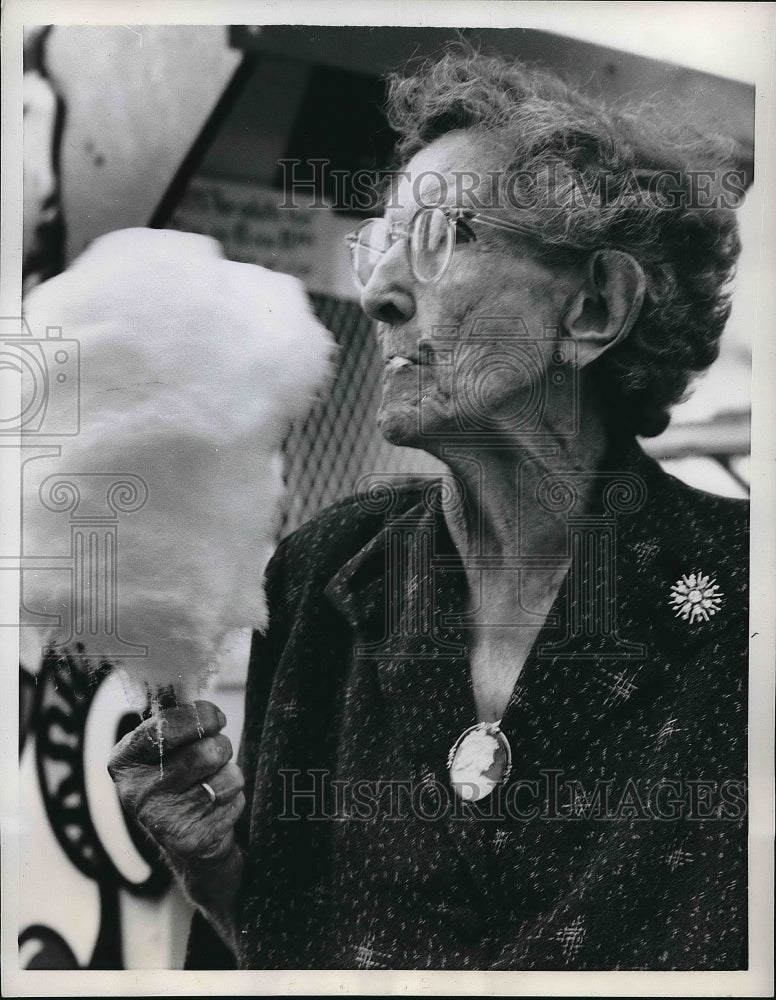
[109, 50, 748, 970]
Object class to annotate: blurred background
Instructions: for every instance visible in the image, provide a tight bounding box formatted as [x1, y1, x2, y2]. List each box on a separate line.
[19, 22, 755, 969]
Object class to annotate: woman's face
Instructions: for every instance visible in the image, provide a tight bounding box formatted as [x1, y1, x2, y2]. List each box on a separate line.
[359, 130, 581, 451]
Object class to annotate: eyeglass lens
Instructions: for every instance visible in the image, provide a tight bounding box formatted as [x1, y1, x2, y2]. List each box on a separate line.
[351, 220, 388, 288]
[410, 207, 455, 283]
[350, 208, 455, 288]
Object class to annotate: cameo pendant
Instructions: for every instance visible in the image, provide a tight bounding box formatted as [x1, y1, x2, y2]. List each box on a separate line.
[447, 721, 512, 801]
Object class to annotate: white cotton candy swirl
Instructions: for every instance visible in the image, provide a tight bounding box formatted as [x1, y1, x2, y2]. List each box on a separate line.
[20, 228, 335, 698]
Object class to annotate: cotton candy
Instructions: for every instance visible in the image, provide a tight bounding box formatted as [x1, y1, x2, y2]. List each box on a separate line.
[19, 228, 335, 699]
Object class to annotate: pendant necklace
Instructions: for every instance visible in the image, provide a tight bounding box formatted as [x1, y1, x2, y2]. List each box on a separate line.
[447, 720, 512, 801]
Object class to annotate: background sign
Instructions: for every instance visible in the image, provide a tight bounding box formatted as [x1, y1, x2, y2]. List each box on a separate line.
[169, 176, 355, 298]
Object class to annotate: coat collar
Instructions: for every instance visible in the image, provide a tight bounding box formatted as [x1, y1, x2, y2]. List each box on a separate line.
[323, 438, 745, 730]
[321, 440, 746, 901]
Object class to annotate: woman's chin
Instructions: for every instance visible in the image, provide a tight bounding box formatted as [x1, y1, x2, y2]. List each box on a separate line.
[376, 404, 425, 448]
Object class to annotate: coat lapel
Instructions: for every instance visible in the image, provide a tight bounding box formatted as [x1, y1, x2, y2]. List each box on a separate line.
[499, 439, 741, 748]
[325, 487, 475, 763]
[322, 440, 744, 902]
[323, 440, 739, 761]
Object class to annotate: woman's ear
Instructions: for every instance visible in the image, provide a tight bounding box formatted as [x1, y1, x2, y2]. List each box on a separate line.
[561, 250, 646, 366]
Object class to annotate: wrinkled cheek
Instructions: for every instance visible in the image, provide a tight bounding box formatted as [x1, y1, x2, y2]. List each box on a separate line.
[450, 348, 538, 430]
[448, 346, 503, 415]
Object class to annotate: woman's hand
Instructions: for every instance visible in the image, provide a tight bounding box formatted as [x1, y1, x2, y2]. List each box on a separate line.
[108, 699, 244, 867]
[108, 699, 245, 952]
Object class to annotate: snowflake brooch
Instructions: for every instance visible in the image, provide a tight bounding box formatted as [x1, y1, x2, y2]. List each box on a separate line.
[668, 571, 723, 624]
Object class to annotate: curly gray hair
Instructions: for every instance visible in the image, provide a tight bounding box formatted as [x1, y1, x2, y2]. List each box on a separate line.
[386, 48, 743, 437]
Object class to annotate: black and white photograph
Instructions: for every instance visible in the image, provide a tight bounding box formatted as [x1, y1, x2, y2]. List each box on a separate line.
[2, 1, 774, 995]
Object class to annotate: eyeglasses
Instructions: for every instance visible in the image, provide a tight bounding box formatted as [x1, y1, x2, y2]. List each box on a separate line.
[344, 205, 535, 290]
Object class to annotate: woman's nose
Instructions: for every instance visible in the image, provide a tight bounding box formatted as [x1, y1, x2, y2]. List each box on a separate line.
[359, 244, 416, 325]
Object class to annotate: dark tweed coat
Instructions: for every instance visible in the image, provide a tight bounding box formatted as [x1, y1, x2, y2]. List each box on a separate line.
[186, 438, 748, 971]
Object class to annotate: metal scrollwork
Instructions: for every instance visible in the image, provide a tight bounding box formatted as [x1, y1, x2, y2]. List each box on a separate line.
[21, 648, 170, 969]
